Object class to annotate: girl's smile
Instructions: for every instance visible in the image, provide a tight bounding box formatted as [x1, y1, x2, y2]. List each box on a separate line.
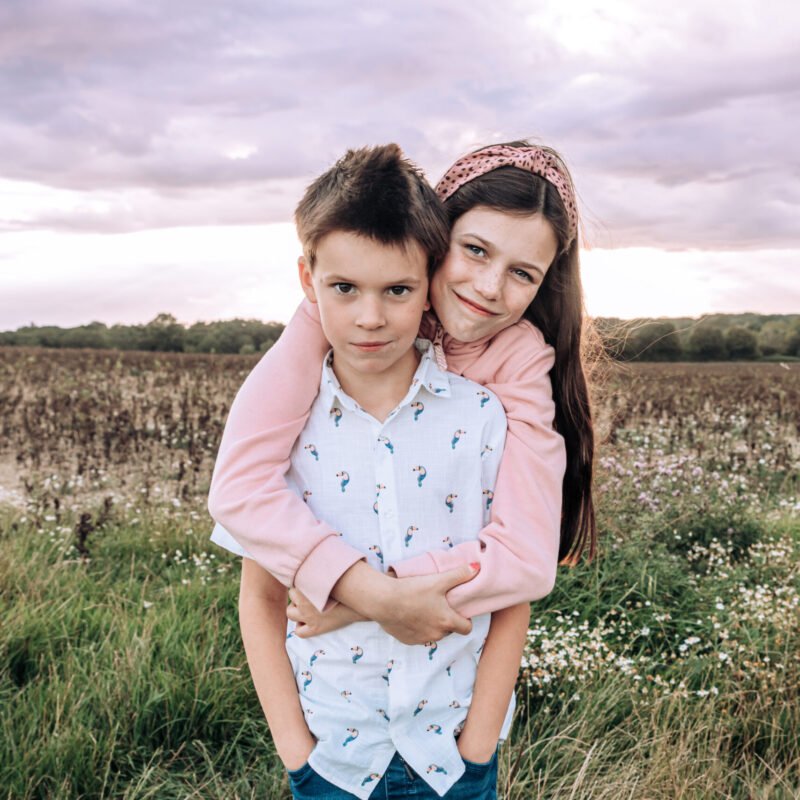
[430, 206, 558, 343]
[452, 290, 501, 317]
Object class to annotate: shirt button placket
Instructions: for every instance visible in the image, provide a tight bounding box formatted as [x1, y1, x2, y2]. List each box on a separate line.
[376, 424, 401, 563]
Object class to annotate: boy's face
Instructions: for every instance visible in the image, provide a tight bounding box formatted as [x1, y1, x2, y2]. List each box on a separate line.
[299, 232, 430, 382]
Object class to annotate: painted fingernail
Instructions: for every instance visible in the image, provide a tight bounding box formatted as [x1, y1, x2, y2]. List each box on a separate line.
[469, 562, 480, 571]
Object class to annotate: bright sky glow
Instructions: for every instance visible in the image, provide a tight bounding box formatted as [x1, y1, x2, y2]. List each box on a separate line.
[0, 225, 304, 328]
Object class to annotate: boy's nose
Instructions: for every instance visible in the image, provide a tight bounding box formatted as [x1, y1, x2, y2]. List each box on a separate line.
[355, 297, 386, 329]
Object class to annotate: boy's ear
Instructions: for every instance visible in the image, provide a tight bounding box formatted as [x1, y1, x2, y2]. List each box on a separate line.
[297, 256, 317, 303]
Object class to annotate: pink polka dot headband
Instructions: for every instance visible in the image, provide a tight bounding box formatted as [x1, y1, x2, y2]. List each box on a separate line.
[435, 145, 579, 245]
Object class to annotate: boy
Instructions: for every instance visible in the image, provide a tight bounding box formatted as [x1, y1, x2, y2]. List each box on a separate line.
[211, 145, 528, 798]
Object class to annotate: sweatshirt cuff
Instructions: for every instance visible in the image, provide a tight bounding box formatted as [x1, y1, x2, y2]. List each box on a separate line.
[387, 550, 440, 578]
[389, 540, 482, 578]
[293, 535, 365, 612]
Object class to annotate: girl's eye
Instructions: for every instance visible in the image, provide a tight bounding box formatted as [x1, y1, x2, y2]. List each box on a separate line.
[333, 283, 356, 295]
[466, 244, 486, 257]
[388, 286, 411, 296]
[511, 268, 535, 283]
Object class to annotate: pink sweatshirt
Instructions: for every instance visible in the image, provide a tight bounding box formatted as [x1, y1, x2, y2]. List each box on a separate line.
[208, 300, 566, 616]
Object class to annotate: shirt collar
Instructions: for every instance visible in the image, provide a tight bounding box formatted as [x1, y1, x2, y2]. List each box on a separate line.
[413, 338, 453, 399]
[320, 339, 452, 418]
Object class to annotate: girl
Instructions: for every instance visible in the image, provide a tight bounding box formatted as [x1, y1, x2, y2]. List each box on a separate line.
[209, 140, 597, 780]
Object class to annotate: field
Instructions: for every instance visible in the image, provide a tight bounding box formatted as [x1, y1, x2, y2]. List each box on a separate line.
[1, 347, 799, 799]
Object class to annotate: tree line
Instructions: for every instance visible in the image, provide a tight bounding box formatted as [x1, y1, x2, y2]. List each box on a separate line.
[2, 312, 799, 360]
[0, 314, 284, 355]
[599, 314, 800, 362]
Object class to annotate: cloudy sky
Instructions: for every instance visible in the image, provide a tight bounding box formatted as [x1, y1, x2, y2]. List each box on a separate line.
[1, 0, 798, 329]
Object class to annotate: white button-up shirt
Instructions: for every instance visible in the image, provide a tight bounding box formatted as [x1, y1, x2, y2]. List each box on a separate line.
[211, 339, 512, 798]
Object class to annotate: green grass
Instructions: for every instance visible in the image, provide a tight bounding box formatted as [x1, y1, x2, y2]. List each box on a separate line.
[0, 511, 290, 799]
[1, 499, 798, 799]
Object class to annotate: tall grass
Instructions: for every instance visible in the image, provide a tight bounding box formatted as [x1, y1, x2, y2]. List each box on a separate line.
[2, 500, 797, 799]
[1, 511, 289, 799]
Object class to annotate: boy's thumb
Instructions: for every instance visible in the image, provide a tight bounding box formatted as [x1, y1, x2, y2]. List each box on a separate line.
[440, 561, 480, 590]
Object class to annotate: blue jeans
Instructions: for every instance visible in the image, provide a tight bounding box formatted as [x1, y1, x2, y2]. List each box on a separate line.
[288, 749, 498, 799]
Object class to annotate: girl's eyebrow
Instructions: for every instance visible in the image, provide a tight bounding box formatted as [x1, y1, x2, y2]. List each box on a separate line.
[462, 233, 546, 279]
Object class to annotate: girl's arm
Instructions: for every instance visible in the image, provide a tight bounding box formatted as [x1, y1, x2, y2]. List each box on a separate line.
[287, 584, 367, 636]
[238, 557, 316, 771]
[456, 603, 530, 762]
[389, 321, 566, 618]
[284, 566, 477, 643]
[211, 525, 478, 644]
[208, 299, 366, 612]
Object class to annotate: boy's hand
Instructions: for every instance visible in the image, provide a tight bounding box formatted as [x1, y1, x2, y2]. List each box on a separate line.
[278, 729, 317, 772]
[378, 565, 478, 645]
[456, 724, 498, 764]
[287, 588, 366, 636]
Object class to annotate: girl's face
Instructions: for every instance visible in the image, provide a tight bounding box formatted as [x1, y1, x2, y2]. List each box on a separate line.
[430, 206, 559, 343]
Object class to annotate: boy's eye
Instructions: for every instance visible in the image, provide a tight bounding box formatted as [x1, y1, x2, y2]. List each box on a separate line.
[333, 283, 356, 295]
[387, 286, 412, 296]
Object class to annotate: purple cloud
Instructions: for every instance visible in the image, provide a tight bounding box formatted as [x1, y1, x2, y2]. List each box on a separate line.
[0, 0, 796, 250]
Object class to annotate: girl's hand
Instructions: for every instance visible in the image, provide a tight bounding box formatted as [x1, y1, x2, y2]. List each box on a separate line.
[287, 587, 366, 637]
[327, 560, 479, 645]
[376, 566, 478, 645]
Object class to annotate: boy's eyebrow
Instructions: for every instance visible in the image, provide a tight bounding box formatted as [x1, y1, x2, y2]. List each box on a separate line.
[461, 233, 546, 278]
[326, 274, 425, 285]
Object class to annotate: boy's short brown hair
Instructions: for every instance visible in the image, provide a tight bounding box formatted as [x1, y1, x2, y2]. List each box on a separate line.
[294, 144, 449, 275]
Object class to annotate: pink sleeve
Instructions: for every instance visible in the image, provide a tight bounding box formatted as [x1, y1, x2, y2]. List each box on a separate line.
[388, 322, 565, 617]
[207, 299, 365, 611]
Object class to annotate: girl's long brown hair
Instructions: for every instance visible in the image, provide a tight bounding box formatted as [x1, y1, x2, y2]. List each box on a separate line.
[442, 142, 597, 564]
